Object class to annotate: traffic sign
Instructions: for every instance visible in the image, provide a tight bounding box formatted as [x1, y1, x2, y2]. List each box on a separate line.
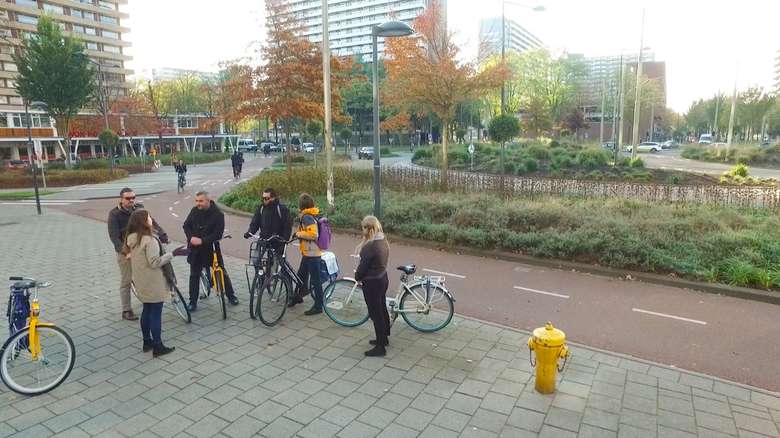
[468, 143, 475, 155]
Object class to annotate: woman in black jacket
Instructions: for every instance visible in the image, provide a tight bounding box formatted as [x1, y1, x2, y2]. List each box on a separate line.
[354, 216, 391, 357]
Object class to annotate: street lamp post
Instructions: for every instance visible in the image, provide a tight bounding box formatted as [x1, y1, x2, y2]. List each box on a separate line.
[372, 21, 414, 219]
[25, 100, 47, 215]
[322, 0, 334, 211]
[630, 9, 646, 160]
[500, 1, 545, 115]
[79, 54, 113, 170]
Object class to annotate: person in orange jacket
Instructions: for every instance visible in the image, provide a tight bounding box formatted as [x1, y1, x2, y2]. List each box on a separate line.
[292, 193, 324, 315]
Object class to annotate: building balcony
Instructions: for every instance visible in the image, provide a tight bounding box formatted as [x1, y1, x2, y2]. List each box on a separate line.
[2, 3, 131, 33]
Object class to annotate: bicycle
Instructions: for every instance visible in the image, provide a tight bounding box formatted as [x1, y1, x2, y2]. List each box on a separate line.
[246, 235, 337, 327]
[2, 277, 76, 396]
[197, 236, 232, 320]
[323, 264, 455, 333]
[177, 172, 186, 193]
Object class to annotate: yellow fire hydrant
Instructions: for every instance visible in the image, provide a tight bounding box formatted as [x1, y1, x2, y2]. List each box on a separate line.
[528, 322, 569, 394]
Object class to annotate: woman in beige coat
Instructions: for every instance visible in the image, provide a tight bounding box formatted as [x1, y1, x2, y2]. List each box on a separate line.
[124, 209, 175, 357]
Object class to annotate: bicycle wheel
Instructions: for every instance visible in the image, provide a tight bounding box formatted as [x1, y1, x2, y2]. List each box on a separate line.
[324, 279, 369, 327]
[399, 284, 454, 333]
[248, 270, 264, 320]
[214, 274, 227, 320]
[170, 285, 191, 323]
[0, 325, 75, 396]
[257, 274, 289, 327]
[199, 270, 211, 299]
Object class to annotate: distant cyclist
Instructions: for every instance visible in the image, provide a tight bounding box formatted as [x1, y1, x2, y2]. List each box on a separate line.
[231, 151, 243, 179]
[175, 160, 187, 191]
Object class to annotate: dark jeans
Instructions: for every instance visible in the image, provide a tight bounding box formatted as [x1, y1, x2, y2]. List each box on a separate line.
[363, 274, 390, 346]
[297, 256, 324, 310]
[140, 302, 164, 345]
[188, 255, 236, 304]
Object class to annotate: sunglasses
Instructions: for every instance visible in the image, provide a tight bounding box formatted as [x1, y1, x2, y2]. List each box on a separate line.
[262, 197, 272, 201]
[123, 196, 136, 201]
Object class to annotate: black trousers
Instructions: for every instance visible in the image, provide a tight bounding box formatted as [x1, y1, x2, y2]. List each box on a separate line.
[188, 255, 236, 304]
[362, 274, 390, 346]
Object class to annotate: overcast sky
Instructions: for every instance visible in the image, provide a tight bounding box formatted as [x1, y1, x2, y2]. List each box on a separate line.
[124, 0, 779, 113]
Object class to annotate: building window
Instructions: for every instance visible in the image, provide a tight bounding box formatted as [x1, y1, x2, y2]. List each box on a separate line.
[43, 3, 65, 14]
[12, 113, 51, 128]
[98, 1, 116, 10]
[9, 97, 23, 105]
[178, 118, 198, 129]
[16, 14, 39, 26]
[85, 26, 96, 35]
[3, 62, 18, 72]
[71, 9, 95, 20]
[0, 113, 7, 127]
[103, 44, 120, 53]
[15, 0, 39, 9]
[72, 24, 85, 33]
[99, 15, 118, 25]
[102, 30, 119, 39]
[86, 42, 98, 50]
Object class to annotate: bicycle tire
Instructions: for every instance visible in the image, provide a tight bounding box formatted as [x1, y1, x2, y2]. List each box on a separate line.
[323, 279, 369, 327]
[248, 270, 264, 320]
[257, 273, 288, 327]
[399, 283, 454, 333]
[214, 274, 227, 320]
[0, 325, 75, 396]
[170, 285, 191, 323]
[199, 270, 211, 299]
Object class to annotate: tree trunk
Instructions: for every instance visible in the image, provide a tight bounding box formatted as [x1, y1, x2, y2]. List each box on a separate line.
[55, 116, 73, 169]
[285, 124, 292, 179]
[441, 117, 449, 189]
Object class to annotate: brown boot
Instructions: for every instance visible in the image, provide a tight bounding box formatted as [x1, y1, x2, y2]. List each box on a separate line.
[122, 310, 139, 321]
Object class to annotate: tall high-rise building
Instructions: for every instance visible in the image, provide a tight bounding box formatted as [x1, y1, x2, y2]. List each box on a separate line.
[136, 68, 219, 83]
[575, 51, 656, 105]
[0, 0, 131, 161]
[0, 0, 132, 111]
[774, 49, 779, 93]
[270, 0, 444, 61]
[478, 17, 543, 61]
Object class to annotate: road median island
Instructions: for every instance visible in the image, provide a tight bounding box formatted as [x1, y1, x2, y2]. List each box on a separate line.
[220, 166, 780, 294]
[0, 168, 128, 189]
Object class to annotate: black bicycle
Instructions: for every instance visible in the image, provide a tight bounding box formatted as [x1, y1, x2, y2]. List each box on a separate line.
[177, 172, 186, 193]
[246, 235, 335, 326]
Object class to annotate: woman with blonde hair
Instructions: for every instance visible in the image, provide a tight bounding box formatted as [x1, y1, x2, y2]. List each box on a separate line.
[354, 215, 390, 357]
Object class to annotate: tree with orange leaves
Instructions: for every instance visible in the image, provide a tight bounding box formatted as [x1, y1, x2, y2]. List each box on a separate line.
[384, 0, 506, 186]
[254, 0, 351, 177]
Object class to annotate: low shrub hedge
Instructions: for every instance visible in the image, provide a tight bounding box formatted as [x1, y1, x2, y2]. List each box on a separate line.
[0, 169, 128, 188]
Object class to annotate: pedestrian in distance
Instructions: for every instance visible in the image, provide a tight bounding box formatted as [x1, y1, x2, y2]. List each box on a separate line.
[292, 193, 324, 315]
[183, 191, 239, 311]
[243, 187, 292, 256]
[123, 209, 175, 357]
[107, 187, 167, 321]
[355, 216, 391, 357]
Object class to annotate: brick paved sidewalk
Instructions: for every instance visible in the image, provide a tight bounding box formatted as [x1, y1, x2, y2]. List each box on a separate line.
[0, 207, 778, 438]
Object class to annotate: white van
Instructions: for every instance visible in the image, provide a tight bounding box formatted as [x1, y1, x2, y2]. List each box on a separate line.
[236, 139, 257, 152]
[698, 134, 713, 145]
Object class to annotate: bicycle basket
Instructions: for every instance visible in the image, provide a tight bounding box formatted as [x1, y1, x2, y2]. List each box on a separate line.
[319, 251, 339, 284]
[249, 241, 266, 267]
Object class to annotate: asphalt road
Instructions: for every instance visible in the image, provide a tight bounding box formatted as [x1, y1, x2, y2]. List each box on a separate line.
[47, 154, 780, 392]
[638, 149, 780, 179]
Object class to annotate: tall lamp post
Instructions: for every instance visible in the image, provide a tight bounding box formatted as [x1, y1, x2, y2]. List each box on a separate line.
[322, 0, 334, 211]
[500, 1, 545, 114]
[372, 21, 414, 219]
[25, 100, 48, 215]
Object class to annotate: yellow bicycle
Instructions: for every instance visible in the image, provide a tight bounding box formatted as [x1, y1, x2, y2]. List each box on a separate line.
[2, 277, 75, 396]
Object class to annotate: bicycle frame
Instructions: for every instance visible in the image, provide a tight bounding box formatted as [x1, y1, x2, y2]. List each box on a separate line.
[210, 251, 225, 295]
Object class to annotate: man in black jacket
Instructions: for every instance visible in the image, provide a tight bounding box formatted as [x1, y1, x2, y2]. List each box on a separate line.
[183, 191, 239, 311]
[243, 187, 292, 250]
[107, 187, 168, 321]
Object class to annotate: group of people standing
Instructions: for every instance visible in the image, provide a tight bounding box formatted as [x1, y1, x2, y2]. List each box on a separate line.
[107, 184, 393, 358]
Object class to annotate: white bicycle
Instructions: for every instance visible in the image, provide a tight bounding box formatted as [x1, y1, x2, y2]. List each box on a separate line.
[323, 263, 455, 333]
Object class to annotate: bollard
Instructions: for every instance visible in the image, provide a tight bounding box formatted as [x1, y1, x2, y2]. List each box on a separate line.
[528, 321, 569, 394]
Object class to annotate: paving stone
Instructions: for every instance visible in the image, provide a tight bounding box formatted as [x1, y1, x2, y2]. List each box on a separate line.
[657, 409, 697, 434]
[395, 407, 435, 431]
[659, 395, 695, 416]
[506, 407, 545, 432]
[657, 426, 697, 438]
[695, 411, 738, 436]
[410, 392, 449, 415]
[583, 408, 620, 432]
[77, 411, 124, 435]
[679, 374, 714, 392]
[545, 407, 583, 432]
[539, 424, 578, 438]
[694, 397, 733, 418]
[553, 393, 588, 413]
[481, 392, 517, 415]
[297, 418, 342, 438]
[623, 394, 658, 415]
[617, 424, 657, 438]
[733, 412, 779, 437]
[433, 408, 472, 432]
[447, 393, 484, 415]
[43, 410, 90, 434]
[620, 409, 657, 432]
[458, 379, 494, 398]
[339, 392, 378, 413]
[418, 424, 460, 438]
[356, 406, 397, 429]
[579, 424, 618, 438]
[469, 408, 508, 433]
[515, 391, 554, 413]
[259, 416, 302, 438]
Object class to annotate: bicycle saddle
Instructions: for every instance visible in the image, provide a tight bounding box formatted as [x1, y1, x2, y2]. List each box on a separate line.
[11, 281, 36, 290]
[396, 265, 417, 275]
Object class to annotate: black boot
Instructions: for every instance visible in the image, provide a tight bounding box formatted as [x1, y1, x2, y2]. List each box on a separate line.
[369, 339, 389, 346]
[142, 340, 153, 353]
[188, 301, 197, 312]
[153, 344, 175, 358]
[364, 345, 386, 357]
[304, 307, 323, 316]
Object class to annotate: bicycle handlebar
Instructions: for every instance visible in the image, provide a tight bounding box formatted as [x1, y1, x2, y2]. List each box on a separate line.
[246, 233, 294, 245]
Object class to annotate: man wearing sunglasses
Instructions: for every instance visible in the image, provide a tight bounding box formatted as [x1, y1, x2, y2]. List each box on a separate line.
[108, 187, 168, 321]
[244, 187, 292, 253]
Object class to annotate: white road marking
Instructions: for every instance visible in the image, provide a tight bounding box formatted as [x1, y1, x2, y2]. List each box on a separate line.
[211, 182, 217, 186]
[223, 179, 232, 184]
[168, 207, 173, 211]
[513, 286, 570, 299]
[173, 201, 180, 205]
[631, 308, 707, 325]
[171, 213, 180, 218]
[423, 268, 466, 279]
[184, 196, 191, 200]
[201, 180, 211, 186]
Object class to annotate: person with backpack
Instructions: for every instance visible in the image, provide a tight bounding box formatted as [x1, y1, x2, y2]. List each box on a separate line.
[243, 187, 292, 255]
[292, 193, 329, 315]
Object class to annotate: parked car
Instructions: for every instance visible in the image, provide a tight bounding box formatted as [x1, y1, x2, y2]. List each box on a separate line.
[626, 142, 661, 153]
[698, 134, 713, 145]
[236, 139, 258, 152]
[358, 147, 375, 160]
[261, 142, 279, 152]
[661, 140, 679, 149]
[4, 159, 29, 170]
[302, 143, 315, 153]
[601, 142, 617, 151]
